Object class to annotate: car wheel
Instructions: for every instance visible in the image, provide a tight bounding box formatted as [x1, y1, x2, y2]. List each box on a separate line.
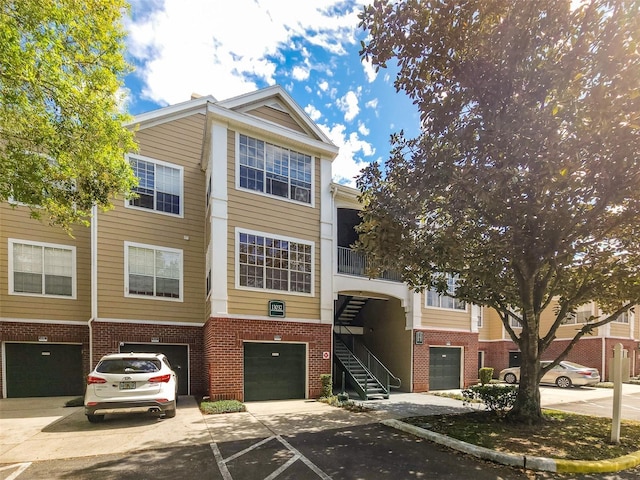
[556, 376, 572, 388]
[504, 373, 517, 384]
[164, 401, 176, 418]
[87, 414, 104, 423]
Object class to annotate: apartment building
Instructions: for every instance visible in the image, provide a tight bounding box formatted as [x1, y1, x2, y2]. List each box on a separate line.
[2, 85, 634, 401]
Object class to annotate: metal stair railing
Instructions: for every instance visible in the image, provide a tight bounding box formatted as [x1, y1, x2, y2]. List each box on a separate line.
[353, 339, 402, 392]
[334, 320, 402, 396]
[333, 334, 386, 400]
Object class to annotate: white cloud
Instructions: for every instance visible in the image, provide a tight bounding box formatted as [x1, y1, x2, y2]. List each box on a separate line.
[126, 0, 367, 104]
[336, 89, 360, 122]
[358, 122, 370, 136]
[292, 66, 310, 81]
[365, 98, 378, 109]
[319, 122, 375, 187]
[318, 80, 329, 92]
[361, 57, 377, 83]
[305, 104, 322, 121]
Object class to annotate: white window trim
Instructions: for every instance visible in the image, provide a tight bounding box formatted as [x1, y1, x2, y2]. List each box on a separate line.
[125, 153, 185, 218]
[124, 241, 184, 302]
[234, 132, 315, 208]
[423, 276, 467, 312]
[235, 228, 315, 297]
[614, 310, 630, 324]
[8, 238, 77, 299]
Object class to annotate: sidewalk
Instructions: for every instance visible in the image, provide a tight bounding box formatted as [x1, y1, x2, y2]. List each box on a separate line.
[0, 392, 468, 463]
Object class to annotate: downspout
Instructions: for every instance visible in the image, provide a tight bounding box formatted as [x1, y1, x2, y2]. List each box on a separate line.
[89, 204, 98, 369]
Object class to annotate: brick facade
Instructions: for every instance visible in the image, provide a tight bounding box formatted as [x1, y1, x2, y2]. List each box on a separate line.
[0, 321, 90, 398]
[412, 329, 479, 391]
[91, 321, 206, 394]
[204, 317, 332, 401]
[481, 338, 639, 381]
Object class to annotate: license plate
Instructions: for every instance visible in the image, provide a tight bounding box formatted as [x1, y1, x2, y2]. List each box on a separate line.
[119, 381, 136, 390]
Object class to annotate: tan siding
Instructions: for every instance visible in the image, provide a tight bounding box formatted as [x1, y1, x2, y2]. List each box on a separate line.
[0, 205, 91, 322]
[226, 129, 321, 320]
[610, 321, 631, 337]
[420, 293, 472, 330]
[97, 114, 206, 324]
[246, 106, 306, 134]
[481, 308, 505, 340]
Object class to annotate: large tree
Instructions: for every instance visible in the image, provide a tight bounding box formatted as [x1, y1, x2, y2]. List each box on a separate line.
[357, 0, 640, 424]
[0, 0, 137, 230]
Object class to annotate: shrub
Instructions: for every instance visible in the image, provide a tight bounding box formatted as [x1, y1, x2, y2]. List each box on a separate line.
[200, 399, 246, 415]
[320, 373, 333, 398]
[462, 385, 517, 418]
[478, 367, 494, 385]
[318, 395, 371, 412]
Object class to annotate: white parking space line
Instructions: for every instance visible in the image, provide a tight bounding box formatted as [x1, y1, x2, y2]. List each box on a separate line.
[0, 463, 32, 480]
[211, 435, 332, 480]
[210, 443, 232, 480]
[276, 435, 332, 480]
[222, 436, 275, 463]
[263, 454, 301, 480]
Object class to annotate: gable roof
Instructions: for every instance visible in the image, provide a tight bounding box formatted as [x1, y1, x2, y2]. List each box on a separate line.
[216, 85, 333, 145]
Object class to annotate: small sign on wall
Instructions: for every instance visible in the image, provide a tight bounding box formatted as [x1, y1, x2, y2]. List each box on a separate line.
[268, 300, 285, 317]
[415, 331, 424, 345]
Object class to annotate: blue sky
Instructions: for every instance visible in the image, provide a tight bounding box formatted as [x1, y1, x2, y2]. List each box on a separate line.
[122, 0, 419, 186]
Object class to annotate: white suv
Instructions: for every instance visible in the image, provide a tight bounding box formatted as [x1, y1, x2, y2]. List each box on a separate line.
[84, 352, 178, 423]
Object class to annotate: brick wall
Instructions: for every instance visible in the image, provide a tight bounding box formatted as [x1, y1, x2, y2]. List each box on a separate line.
[204, 317, 332, 401]
[91, 321, 205, 394]
[0, 321, 89, 398]
[481, 338, 639, 380]
[412, 330, 479, 391]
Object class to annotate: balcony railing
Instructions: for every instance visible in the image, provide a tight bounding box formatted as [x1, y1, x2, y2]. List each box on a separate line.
[337, 247, 403, 282]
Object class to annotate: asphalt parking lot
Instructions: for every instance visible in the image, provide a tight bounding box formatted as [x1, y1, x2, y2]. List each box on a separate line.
[2, 385, 640, 479]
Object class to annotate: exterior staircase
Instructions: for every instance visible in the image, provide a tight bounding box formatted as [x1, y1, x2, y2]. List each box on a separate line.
[335, 296, 367, 325]
[333, 335, 389, 400]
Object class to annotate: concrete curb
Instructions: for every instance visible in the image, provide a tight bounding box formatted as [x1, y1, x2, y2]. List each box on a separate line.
[381, 418, 640, 474]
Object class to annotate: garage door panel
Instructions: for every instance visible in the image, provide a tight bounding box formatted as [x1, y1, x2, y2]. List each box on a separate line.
[5, 343, 84, 398]
[244, 343, 306, 401]
[429, 347, 462, 391]
[120, 343, 189, 395]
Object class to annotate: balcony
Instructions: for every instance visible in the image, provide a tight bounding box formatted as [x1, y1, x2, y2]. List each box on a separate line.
[337, 247, 402, 283]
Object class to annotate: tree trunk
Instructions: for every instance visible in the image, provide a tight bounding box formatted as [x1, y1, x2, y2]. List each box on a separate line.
[507, 330, 544, 424]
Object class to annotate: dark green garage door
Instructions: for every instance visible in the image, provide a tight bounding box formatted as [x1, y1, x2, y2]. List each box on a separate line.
[244, 343, 306, 401]
[120, 343, 189, 395]
[5, 343, 84, 397]
[429, 347, 462, 390]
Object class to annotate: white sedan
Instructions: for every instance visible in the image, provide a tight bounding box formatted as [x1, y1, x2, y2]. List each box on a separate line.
[84, 352, 178, 423]
[499, 361, 600, 388]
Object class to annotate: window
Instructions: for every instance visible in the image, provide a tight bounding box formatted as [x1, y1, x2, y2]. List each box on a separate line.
[128, 155, 183, 216]
[425, 275, 465, 310]
[9, 239, 75, 298]
[615, 311, 630, 323]
[562, 303, 592, 325]
[238, 134, 312, 204]
[125, 242, 183, 301]
[237, 230, 313, 294]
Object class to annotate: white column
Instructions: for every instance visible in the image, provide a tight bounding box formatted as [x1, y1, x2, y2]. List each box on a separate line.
[210, 121, 228, 315]
[319, 157, 333, 324]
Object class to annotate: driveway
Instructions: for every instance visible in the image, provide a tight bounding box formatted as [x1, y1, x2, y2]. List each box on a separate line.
[540, 383, 640, 421]
[2, 387, 640, 479]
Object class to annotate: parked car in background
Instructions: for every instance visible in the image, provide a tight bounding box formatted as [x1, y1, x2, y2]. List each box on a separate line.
[84, 352, 178, 423]
[499, 360, 600, 388]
